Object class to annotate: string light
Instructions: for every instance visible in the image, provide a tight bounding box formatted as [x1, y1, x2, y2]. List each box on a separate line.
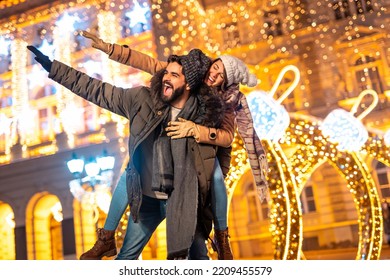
[286, 114, 383, 260]
[53, 12, 78, 147]
[10, 38, 31, 148]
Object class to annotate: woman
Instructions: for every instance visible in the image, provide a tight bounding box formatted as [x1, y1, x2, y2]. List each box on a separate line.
[79, 30, 268, 260]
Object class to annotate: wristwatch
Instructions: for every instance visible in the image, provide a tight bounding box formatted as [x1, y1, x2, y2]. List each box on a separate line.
[209, 128, 217, 140]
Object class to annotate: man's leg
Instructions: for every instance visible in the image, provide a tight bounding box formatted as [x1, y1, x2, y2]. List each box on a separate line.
[115, 195, 166, 260]
[188, 228, 209, 260]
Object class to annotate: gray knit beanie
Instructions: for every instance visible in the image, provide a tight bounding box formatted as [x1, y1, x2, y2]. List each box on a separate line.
[219, 55, 257, 88]
[180, 49, 211, 90]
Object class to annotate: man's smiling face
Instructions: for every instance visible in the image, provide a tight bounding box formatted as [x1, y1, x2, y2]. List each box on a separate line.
[161, 62, 188, 105]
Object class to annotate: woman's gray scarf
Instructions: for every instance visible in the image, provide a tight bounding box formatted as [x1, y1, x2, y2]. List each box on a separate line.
[152, 94, 200, 259]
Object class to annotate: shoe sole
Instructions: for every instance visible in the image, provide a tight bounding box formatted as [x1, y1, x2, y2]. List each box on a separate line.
[80, 249, 117, 260]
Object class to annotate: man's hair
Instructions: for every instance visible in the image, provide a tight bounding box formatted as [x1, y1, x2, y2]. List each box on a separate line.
[167, 54, 181, 65]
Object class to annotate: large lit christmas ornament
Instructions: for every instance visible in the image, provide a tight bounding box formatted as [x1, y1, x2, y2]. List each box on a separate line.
[384, 129, 390, 146]
[247, 65, 300, 141]
[320, 89, 378, 152]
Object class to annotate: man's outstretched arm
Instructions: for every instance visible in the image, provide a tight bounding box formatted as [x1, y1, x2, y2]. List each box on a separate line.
[27, 45, 137, 119]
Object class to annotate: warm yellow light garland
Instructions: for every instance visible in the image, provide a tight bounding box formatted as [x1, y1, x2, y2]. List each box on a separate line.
[286, 115, 383, 260]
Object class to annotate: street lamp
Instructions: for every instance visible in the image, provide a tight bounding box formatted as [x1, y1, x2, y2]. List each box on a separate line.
[66, 151, 115, 213]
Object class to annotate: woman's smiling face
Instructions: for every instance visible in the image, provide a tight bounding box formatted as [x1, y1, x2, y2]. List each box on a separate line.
[204, 59, 225, 87]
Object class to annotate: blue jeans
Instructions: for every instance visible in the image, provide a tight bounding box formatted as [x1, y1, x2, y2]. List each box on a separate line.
[105, 163, 229, 232]
[115, 194, 209, 260]
[104, 167, 221, 259]
[104, 172, 128, 231]
[211, 159, 228, 230]
[116, 195, 166, 260]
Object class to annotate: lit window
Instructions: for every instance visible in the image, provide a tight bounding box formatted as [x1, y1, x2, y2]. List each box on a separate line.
[300, 185, 316, 214]
[263, 9, 283, 38]
[333, 0, 373, 19]
[375, 161, 390, 199]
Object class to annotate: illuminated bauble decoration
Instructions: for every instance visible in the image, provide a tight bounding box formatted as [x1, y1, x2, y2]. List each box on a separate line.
[247, 65, 300, 141]
[248, 90, 290, 141]
[384, 129, 390, 146]
[320, 89, 378, 152]
[320, 109, 368, 151]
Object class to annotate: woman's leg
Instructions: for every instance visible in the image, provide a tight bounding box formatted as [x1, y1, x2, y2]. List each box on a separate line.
[211, 159, 228, 230]
[210, 159, 233, 260]
[104, 171, 129, 230]
[80, 171, 129, 260]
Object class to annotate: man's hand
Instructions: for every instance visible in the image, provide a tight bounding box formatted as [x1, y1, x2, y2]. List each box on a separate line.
[80, 30, 111, 54]
[166, 118, 197, 139]
[27, 45, 52, 72]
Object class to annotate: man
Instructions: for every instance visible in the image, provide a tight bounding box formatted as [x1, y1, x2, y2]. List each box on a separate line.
[27, 46, 225, 260]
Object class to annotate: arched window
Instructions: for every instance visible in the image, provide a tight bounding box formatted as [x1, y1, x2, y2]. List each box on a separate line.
[0, 202, 16, 260]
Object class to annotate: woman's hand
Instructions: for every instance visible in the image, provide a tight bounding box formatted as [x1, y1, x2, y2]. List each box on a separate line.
[166, 118, 198, 139]
[80, 30, 111, 54]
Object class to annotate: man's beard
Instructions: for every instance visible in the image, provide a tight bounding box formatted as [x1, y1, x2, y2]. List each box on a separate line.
[161, 84, 186, 104]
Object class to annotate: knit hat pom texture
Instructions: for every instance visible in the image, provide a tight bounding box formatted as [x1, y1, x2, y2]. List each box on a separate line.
[219, 55, 257, 88]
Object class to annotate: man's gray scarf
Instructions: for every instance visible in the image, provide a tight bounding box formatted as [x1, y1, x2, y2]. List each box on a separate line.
[152, 94, 200, 259]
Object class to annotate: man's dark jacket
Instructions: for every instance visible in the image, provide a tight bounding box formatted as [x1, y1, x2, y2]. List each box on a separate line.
[49, 60, 225, 239]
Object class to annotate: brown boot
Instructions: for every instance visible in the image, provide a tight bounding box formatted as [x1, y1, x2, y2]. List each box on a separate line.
[212, 228, 233, 260]
[79, 228, 117, 260]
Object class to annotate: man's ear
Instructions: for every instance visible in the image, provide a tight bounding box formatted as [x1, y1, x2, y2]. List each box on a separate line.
[185, 83, 191, 91]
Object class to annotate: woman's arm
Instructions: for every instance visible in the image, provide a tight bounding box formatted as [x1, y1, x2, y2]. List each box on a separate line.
[81, 30, 167, 75]
[166, 109, 236, 148]
[193, 109, 236, 148]
[109, 44, 167, 75]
